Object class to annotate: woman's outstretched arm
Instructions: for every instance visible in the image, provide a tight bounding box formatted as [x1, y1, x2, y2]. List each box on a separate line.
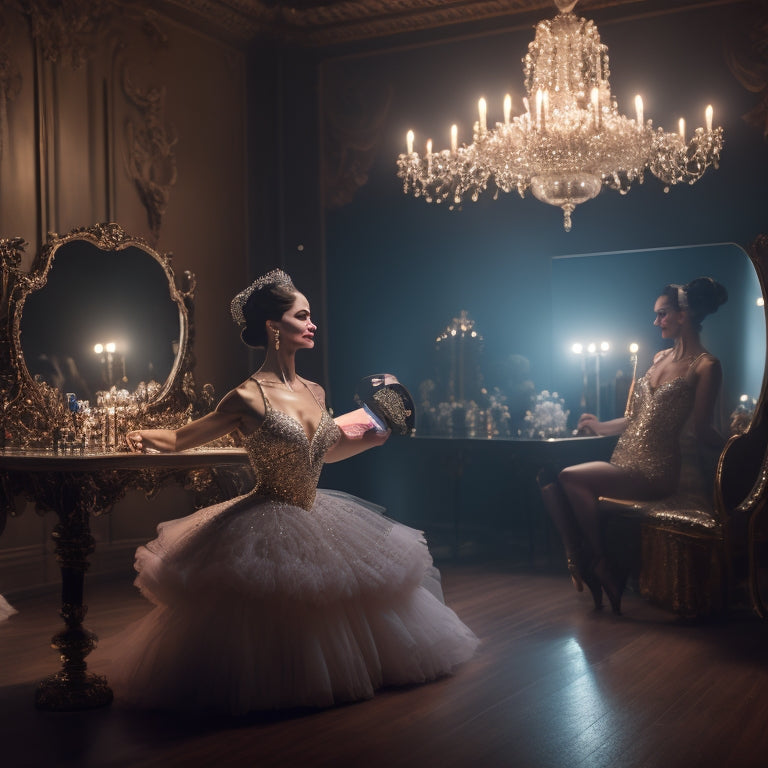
[126, 387, 251, 453]
[325, 408, 390, 462]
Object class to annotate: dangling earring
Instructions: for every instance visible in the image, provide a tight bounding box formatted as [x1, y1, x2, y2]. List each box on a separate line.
[272, 326, 280, 351]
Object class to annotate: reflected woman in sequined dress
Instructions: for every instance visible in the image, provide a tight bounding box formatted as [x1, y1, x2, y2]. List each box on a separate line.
[94, 269, 478, 714]
[541, 277, 727, 614]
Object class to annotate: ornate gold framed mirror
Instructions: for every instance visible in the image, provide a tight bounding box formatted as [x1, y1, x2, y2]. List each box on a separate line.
[0, 222, 211, 450]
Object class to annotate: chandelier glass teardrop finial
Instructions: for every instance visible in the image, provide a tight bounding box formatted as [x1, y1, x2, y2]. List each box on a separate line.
[396, 0, 723, 231]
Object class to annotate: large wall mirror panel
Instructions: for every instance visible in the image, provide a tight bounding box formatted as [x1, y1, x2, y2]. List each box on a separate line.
[550, 240, 768, 618]
[551, 243, 764, 430]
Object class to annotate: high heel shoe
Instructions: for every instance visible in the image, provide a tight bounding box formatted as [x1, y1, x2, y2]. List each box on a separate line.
[593, 558, 624, 615]
[566, 557, 603, 609]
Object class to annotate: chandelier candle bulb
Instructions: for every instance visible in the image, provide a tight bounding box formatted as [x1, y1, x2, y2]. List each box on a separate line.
[451, 124, 458, 154]
[504, 94, 512, 125]
[478, 98, 487, 133]
[406, 130, 414, 155]
[706, 104, 713, 133]
[635, 95, 643, 128]
[679, 117, 685, 142]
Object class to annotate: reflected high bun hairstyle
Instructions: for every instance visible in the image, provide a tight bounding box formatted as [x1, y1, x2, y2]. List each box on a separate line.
[231, 269, 297, 348]
[661, 276, 728, 331]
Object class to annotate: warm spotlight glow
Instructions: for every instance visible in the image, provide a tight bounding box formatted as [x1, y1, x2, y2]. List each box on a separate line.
[94, 343, 103, 354]
[758, 297, 765, 307]
[629, 342, 639, 355]
[106, 342, 117, 354]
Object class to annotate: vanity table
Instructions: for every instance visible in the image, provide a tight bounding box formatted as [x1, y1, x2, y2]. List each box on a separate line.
[323, 431, 618, 563]
[415, 433, 617, 559]
[0, 447, 249, 710]
[0, 223, 253, 709]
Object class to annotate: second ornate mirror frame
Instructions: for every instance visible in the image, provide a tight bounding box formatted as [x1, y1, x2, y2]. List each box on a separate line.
[0, 222, 213, 450]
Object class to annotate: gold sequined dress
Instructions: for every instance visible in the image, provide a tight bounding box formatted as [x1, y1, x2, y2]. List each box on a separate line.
[94, 381, 478, 714]
[610, 353, 709, 497]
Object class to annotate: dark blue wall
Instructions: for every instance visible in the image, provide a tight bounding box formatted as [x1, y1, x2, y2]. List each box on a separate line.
[319, 5, 768, 519]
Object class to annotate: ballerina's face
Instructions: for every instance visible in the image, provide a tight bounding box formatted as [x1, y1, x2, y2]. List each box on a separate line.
[276, 292, 316, 349]
[653, 296, 685, 339]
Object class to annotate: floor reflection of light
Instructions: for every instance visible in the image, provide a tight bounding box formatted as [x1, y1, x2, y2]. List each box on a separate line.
[552, 637, 618, 762]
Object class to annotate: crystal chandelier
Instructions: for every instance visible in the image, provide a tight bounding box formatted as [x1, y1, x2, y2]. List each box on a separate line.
[396, 0, 723, 231]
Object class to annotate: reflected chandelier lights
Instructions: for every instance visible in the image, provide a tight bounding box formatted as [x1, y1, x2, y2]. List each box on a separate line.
[396, 0, 723, 231]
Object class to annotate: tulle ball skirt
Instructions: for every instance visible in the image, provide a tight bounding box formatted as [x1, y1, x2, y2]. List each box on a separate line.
[0, 595, 17, 621]
[94, 490, 478, 714]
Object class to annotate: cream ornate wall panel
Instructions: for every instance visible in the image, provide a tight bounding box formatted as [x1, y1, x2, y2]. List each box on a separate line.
[0, 10, 38, 255]
[112, 18, 249, 396]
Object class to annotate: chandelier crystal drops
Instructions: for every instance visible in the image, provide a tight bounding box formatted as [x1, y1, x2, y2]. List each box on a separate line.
[396, 0, 723, 231]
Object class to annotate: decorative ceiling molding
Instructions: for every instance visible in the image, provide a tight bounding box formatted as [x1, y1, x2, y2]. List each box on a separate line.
[158, 0, 727, 46]
[18, 0, 124, 67]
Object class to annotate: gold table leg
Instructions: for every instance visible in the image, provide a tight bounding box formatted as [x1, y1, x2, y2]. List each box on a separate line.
[34, 498, 113, 710]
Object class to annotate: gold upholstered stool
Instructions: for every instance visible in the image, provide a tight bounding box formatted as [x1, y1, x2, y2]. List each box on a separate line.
[598, 495, 728, 618]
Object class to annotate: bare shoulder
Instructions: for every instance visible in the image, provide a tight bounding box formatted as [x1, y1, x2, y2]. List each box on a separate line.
[697, 353, 722, 376]
[217, 378, 266, 417]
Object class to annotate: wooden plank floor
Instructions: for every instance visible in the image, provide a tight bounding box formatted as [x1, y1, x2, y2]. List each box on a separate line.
[3, 562, 768, 768]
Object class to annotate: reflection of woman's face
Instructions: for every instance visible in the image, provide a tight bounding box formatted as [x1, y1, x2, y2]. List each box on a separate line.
[277, 292, 316, 349]
[653, 296, 683, 339]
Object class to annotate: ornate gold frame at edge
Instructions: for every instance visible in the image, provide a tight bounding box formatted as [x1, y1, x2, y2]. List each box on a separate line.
[0, 222, 205, 451]
[742, 235, 768, 617]
[712, 234, 768, 617]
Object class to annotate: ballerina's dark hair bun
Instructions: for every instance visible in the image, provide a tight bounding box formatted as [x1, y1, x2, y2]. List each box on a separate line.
[230, 269, 297, 348]
[684, 276, 728, 327]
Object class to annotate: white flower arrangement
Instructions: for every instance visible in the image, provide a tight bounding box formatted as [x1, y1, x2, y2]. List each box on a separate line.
[523, 390, 570, 439]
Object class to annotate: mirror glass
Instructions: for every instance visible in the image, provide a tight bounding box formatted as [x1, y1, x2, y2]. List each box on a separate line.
[19, 240, 181, 403]
[550, 243, 765, 430]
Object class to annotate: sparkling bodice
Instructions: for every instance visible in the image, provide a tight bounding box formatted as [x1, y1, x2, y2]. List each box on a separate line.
[610, 372, 697, 492]
[241, 383, 341, 511]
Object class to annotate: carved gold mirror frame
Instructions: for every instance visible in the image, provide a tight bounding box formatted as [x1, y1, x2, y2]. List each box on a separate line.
[0, 222, 211, 450]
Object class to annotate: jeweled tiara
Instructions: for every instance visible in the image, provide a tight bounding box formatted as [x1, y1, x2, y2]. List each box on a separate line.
[230, 269, 294, 325]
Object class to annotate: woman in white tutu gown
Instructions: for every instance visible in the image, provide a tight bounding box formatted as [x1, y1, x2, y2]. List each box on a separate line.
[98, 268, 478, 714]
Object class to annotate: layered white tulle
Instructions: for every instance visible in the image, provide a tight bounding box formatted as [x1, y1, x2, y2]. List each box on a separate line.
[96, 489, 478, 714]
[0, 594, 17, 621]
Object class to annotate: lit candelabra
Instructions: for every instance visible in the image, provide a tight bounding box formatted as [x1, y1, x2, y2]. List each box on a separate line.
[625, 342, 639, 417]
[396, 0, 723, 231]
[94, 341, 116, 389]
[572, 340, 610, 418]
